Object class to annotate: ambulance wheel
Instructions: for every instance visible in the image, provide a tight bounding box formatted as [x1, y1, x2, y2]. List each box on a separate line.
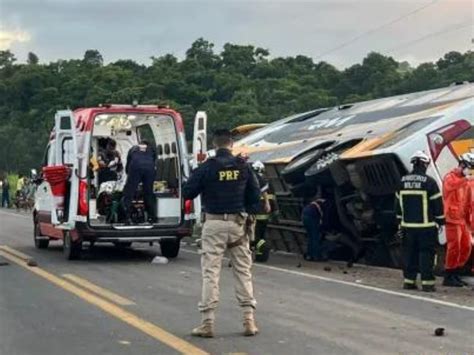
[160, 239, 180, 258]
[63, 231, 82, 260]
[33, 218, 49, 249]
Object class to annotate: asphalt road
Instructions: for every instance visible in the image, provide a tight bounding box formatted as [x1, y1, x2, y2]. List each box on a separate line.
[1, 209, 473, 355]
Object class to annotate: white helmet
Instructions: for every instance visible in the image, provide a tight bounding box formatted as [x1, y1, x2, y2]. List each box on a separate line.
[252, 161, 265, 173]
[410, 150, 431, 165]
[459, 152, 474, 168]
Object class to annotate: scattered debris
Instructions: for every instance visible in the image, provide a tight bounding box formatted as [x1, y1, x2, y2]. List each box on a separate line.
[296, 262, 302, 268]
[323, 266, 332, 272]
[0, 261, 9, 266]
[228, 261, 232, 268]
[355, 279, 363, 284]
[118, 340, 131, 345]
[26, 259, 38, 267]
[151, 256, 168, 265]
[434, 328, 445, 337]
[343, 271, 348, 274]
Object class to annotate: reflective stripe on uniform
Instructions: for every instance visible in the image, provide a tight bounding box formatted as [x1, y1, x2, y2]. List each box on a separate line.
[435, 214, 445, 220]
[404, 278, 416, 284]
[399, 190, 430, 227]
[401, 221, 436, 228]
[421, 280, 436, 285]
[429, 192, 442, 200]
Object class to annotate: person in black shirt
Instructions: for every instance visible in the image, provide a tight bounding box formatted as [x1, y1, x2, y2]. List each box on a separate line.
[97, 139, 123, 186]
[121, 140, 157, 224]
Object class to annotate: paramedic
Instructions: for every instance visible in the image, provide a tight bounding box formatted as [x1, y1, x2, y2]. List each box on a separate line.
[395, 151, 445, 292]
[122, 140, 157, 224]
[98, 139, 123, 186]
[183, 129, 260, 338]
[442, 152, 474, 287]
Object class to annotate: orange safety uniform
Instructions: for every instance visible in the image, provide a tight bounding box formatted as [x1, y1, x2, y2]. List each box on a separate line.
[442, 168, 472, 271]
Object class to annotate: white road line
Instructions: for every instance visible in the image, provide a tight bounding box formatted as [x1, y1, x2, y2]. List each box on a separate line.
[181, 248, 474, 312]
[0, 210, 30, 219]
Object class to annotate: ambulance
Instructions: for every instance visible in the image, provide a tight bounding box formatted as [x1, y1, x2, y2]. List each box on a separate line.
[33, 104, 206, 260]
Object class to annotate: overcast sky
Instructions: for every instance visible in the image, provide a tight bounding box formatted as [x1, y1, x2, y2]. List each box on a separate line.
[0, 0, 472, 68]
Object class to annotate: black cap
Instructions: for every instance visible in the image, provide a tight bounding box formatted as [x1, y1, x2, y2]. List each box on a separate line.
[213, 129, 233, 138]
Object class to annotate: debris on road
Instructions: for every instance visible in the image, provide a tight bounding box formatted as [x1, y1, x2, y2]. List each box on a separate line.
[0, 261, 9, 266]
[434, 328, 445, 337]
[324, 266, 332, 272]
[151, 256, 168, 265]
[296, 262, 302, 268]
[26, 259, 38, 267]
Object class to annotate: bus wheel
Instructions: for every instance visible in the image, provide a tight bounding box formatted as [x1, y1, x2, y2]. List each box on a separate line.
[63, 231, 82, 260]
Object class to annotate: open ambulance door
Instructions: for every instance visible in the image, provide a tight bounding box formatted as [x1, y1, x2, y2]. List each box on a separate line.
[51, 110, 79, 229]
[191, 111, 207, 224]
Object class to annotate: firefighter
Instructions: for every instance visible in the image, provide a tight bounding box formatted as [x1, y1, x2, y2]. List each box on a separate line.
[183, 129, 260, 338]
[121, 140, 157, 224]
[442, 152, 474, 287]
[395, 151, 445, 292]
[249, 161, 272, 262]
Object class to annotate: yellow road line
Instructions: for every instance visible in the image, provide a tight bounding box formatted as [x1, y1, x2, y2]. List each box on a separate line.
[0, 245, 32, 261]
[0, 249, 208, 355]
[62, 274, 136, 306]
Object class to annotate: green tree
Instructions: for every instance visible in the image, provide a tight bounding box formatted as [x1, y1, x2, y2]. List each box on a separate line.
[83, 49, 104, 66]
[27, 52, 39, 65]
[0, 50, 16, 68]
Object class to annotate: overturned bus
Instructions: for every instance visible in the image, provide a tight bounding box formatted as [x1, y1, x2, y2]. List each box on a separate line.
[232, 82, 474, 268]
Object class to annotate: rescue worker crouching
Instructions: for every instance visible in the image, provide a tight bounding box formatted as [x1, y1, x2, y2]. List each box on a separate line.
[121, 140, 157, 224]
[396, 151, 445, 292]
[442, 152, 474, 287]
[183, 129, 260, 338]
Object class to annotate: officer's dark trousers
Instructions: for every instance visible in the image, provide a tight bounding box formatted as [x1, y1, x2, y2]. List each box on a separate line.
[122, 167, 156, 220]
[402, 227, 437, 285]
[303, 215, 322, 259]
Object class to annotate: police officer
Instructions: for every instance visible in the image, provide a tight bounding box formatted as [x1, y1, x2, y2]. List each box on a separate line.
[395, 151, 445, 292]
[183, 129, 260, 338]
[122, 140, 157, 224]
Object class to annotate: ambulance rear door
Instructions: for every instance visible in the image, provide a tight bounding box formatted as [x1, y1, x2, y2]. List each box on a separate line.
[52, 110, 80, 229]
[191, 111, 207, 223]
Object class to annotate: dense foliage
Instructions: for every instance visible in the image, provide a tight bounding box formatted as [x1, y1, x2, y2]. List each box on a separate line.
[0, 38, 472, 173]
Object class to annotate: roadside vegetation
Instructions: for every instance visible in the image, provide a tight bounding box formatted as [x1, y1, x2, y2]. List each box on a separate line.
[0, 39, 472, 174]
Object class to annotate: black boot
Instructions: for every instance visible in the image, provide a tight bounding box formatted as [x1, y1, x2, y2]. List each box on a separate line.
[403, 282, 418, 290]
[453, 270, 469, 286]
[422, 284, 436, 292]
[443, 273, 464, 287]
